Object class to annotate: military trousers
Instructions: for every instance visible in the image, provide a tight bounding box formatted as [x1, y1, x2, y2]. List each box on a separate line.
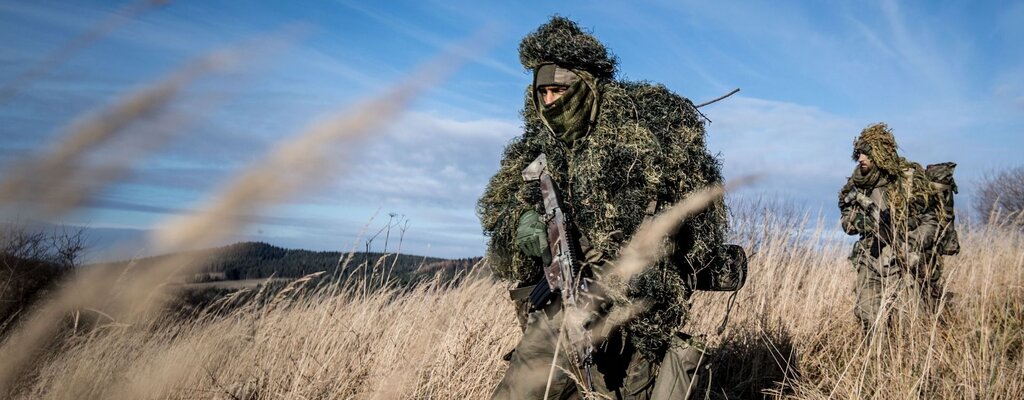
[492, 300, 703, 400]
[853, 229, 946, 331]
[854, 257, 945, 331]
[854, 262, 903, 331]
[912, 254, 944, 311]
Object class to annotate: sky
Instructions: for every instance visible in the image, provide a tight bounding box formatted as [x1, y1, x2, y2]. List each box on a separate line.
[0, 0, 1021, 262]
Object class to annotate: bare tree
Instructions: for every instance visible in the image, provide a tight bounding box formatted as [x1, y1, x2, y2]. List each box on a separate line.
[1, 223, 85, 268]
[975, 166, 1024, 226]
[2, 222, 87, 336]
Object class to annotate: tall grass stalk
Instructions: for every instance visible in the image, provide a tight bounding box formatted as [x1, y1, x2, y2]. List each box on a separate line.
[8, 206, 1022, 399]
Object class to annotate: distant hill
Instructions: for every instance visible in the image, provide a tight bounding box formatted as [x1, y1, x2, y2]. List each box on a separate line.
[100, 241, 482, 284]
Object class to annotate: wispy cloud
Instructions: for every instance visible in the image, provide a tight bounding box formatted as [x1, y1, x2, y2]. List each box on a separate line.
[0, 1, 98, 34]
[3, 1, 1020, 258]
[707, 96, 856, 175]
[61, 110, 518, 259]
[992, 69, 1024, 111]
[704, 96, 858, 209]
[330, 111, 518, 207]
[336, 0, 521, 79]
[877, 0, 967, 99]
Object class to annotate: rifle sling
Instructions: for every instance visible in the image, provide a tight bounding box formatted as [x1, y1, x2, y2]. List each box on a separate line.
[528, 278, 555, 310]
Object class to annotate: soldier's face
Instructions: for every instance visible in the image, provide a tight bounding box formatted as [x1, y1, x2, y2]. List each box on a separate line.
[857, 152, 873, 171]
[538, 85, 568, 106]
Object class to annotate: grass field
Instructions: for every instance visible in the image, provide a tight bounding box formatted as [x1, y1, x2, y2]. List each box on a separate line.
[176, 278, 292, 290]
[3, 207, 1021, 399]
[0, 19, 1019, 398]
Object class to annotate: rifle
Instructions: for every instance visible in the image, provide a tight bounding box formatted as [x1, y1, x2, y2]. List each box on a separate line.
[842, 187, 873, 212]
[521, 153, 596, 393]
[843, 188, 879, 233]
[842, 187, 894, 253]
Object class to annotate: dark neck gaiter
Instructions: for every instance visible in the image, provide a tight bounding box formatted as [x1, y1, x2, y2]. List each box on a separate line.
[535, 70, 599, 145]
[850, 165, 888, 190]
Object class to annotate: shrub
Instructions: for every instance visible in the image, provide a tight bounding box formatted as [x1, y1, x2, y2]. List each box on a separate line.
[0, 224, 84, 337]
[975, 166, 1024, 226]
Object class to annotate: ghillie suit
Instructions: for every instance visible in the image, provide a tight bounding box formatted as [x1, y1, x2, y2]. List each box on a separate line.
[479, 16, 728, 398]
[839, 123, 942, 330]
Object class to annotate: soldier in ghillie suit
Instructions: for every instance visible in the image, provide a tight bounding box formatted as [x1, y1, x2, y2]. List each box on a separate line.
[838, 123, 943, 331]
[478, 16, 735, 399]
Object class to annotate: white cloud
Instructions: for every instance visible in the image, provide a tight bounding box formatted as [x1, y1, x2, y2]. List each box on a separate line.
[706, 96, 858, 179]
[224, 110, 523, 257]
[0, 2, 97, 34]
[993, 69, 1024, 111]
[335, 0, 522, 79]
[334, 111, 520, 207]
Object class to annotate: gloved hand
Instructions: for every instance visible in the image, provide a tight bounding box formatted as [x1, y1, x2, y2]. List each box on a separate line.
[844, 190, 873, 210]
[853, 211, 875, 234]
[515, 209, 551, 265]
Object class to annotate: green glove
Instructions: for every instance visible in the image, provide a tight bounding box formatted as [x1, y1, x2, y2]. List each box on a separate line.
[853, 212, 867, 233]
[853, 211, 875, 234]
[515, 209, 550, 265]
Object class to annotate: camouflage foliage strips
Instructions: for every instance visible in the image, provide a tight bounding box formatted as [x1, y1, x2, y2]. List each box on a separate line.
[477, 16, 727, 358]
[851, 122, 902, 176]
[848, 122, 934, 227]
[517, 17, 617, 81]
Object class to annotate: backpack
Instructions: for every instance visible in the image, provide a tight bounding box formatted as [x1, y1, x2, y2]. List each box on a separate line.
[925, 162, 960, 255]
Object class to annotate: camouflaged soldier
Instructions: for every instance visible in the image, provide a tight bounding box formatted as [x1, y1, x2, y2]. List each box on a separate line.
[838, 123, 942, 331]
[479, 16, 738, 399]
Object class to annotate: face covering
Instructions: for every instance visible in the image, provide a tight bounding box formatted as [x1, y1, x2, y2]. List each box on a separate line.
[533, 64, 599, 144]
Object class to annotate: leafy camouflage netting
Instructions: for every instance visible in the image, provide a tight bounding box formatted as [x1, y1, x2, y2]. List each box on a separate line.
[518, 16, 617, 81]
[852, 122, 902, 176]
[477, 17, 728, 358]
[849, 122, 933, 227]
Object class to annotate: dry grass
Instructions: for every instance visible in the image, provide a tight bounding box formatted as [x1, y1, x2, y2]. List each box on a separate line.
[14, 272, 518, 399]
[175, 278, 292, 290]
[1, 14, 1019, 398]
[0, 30, 484, 394]
[1, 207, 1019, 399]
[686, 206, 1024, 399]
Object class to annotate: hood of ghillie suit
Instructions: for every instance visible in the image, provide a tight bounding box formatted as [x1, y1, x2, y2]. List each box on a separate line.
[520, 16, 616, 144]
[518, 16, 617, 81]
[852, 123, 903, 177]
[846, 122, 933, 228]
[478, 16, 728, 360]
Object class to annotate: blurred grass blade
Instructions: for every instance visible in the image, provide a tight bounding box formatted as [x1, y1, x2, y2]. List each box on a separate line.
[0, 49, 241, 219]
[0, 0, 171, 103]
[0, 31, 489, 395]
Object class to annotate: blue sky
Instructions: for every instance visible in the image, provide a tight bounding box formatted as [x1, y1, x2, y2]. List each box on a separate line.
[1, 0, 1021, 261]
